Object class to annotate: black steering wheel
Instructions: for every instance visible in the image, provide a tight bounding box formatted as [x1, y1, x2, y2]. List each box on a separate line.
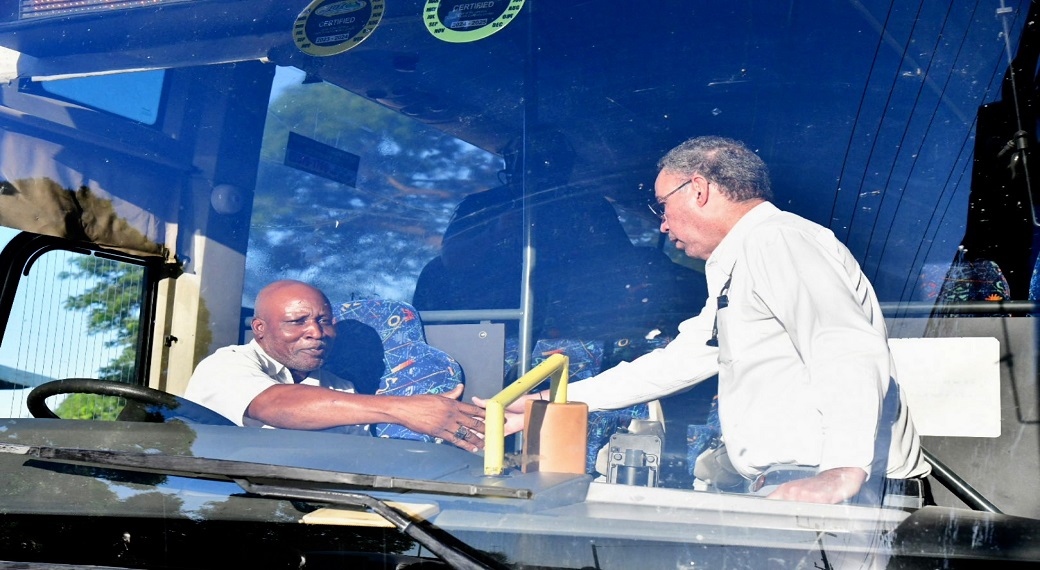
[27, 378, 235, 426]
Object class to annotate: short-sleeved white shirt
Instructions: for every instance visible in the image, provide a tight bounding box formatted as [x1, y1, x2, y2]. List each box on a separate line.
[184, 339, 369, 435]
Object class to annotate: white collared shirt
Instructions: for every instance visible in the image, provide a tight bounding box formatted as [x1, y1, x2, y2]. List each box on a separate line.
[184, 339, 369, 435]
[567, 202, 928, 479]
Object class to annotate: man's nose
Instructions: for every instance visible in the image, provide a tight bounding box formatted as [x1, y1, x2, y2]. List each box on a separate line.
[304, 319, 330, 338]
[321, 321, 336, 339]
[659, 217, 669, 233]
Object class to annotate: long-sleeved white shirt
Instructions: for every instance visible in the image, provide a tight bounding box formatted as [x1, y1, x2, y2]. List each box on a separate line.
[567, 202, 929, 480]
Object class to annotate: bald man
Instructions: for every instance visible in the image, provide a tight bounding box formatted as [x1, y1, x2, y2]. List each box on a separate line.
[184, 280, 486, 450]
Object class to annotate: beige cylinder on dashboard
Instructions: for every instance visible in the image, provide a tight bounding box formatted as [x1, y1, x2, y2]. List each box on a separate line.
[521, 399, 588, 474]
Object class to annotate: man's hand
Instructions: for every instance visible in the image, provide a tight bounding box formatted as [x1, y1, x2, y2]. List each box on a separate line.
[397, 384, 487, 452]
[471, 391, 541, 436]
[765, 467, 867, 504]
[247, 383, 494, 452]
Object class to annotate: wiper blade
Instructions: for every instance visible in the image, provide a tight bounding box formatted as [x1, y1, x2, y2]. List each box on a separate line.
[235, 479, 503, 570]
[0, 442, 531, 499]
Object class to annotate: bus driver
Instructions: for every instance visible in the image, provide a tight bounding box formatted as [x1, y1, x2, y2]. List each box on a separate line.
[185, 279, 487, 450]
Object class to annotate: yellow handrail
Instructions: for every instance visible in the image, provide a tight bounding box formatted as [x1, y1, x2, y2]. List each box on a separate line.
[483, 353, 570, 476]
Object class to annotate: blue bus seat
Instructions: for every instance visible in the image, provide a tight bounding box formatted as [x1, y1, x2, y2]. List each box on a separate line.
[332, 299, 463, 443]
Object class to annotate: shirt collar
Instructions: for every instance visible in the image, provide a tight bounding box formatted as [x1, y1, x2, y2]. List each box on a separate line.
[248, 338, 296, 383]
[705, 201, 779, 277]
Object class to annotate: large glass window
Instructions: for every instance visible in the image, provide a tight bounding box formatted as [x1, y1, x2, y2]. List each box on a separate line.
[247, 66, 503, 306]
[0, 3, 1036, 567]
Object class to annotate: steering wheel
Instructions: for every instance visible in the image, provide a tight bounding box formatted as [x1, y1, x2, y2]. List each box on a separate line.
[27, 378, 236, 426]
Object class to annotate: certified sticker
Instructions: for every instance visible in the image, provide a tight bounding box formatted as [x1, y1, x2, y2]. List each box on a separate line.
[423, 0, 526, 43]
[294, 0, 385, 56]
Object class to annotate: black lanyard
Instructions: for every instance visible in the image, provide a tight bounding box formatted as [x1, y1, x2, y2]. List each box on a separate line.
[706, 275, 732, 347]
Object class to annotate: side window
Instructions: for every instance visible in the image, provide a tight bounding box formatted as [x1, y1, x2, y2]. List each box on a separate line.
[0, 233, 153, 419]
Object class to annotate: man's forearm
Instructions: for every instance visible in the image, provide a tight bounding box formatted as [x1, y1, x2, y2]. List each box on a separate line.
[246, 384, 487, 451]
[766, 466, 867, 504]
[246, 384, 388, 429]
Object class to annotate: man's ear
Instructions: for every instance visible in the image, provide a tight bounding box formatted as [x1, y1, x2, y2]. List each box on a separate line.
[251, 317, 265, 339]
[693, 175, 710, 207]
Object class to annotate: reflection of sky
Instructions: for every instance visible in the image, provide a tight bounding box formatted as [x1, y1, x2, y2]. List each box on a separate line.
[0, 390, 31, 418]
[246, 66, 503, 308]
[270, 66, 304, 102]
[40, 70, 164, 124]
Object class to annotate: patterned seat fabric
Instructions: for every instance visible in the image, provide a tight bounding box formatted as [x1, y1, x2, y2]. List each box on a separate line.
[332, 299, 668, 463]
[920, 258, 1010, 316]
[333, 299, 462, 443]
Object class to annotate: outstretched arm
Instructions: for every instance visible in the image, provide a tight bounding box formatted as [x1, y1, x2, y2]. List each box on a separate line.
[247, 384, 487, 451]
[471, 391, 544, 436]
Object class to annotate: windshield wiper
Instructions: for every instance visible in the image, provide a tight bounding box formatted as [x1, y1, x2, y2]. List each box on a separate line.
[0, 442, 531, 498]
[0, 443, 529, 570]
[234, 479, 502, 570]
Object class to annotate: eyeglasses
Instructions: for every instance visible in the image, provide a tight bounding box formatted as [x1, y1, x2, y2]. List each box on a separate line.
[648, 179, 691, 220]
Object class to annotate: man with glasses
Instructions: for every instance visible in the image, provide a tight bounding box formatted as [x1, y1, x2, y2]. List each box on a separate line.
[486, 136, 930, 506]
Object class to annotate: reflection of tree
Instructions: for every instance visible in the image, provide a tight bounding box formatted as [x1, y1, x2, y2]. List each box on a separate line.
[52, 253, 213, 419]
[54, 256, 145, 419]
[0, 421, 202, 549]
[196, 489, 303, 524]
[59, 255, 144, 381]
[248, 81, 502, 303]
[1, 457, 123, 508]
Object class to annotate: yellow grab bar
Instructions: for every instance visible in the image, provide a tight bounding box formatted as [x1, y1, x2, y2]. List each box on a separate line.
[483, 353, 570, 476]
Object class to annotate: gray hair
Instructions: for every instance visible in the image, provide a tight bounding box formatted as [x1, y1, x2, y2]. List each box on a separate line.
[657, 136, 773, 202]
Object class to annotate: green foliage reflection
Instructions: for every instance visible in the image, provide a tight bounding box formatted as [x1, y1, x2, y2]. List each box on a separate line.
[250, 75, 503, 303]
[59, 255, 145, 383]
[54, 393, 124, 420]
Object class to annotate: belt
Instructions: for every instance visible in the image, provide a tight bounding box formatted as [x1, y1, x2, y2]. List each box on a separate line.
[886, 476, 924, 498]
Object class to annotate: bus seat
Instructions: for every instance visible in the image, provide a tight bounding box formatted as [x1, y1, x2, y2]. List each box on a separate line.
[331, 299, 463, 443]
[920, 258, 1010, 311]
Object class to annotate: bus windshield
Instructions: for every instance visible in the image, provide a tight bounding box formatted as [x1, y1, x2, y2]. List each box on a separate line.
[0, 1, 1036, 569]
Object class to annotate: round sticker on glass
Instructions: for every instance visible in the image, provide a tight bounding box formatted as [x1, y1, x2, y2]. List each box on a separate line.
[294, 0, 385, 56]
[424, 0, 526, 43]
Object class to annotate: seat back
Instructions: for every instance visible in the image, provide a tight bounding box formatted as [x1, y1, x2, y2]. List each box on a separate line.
[331, 299, 463, 443]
